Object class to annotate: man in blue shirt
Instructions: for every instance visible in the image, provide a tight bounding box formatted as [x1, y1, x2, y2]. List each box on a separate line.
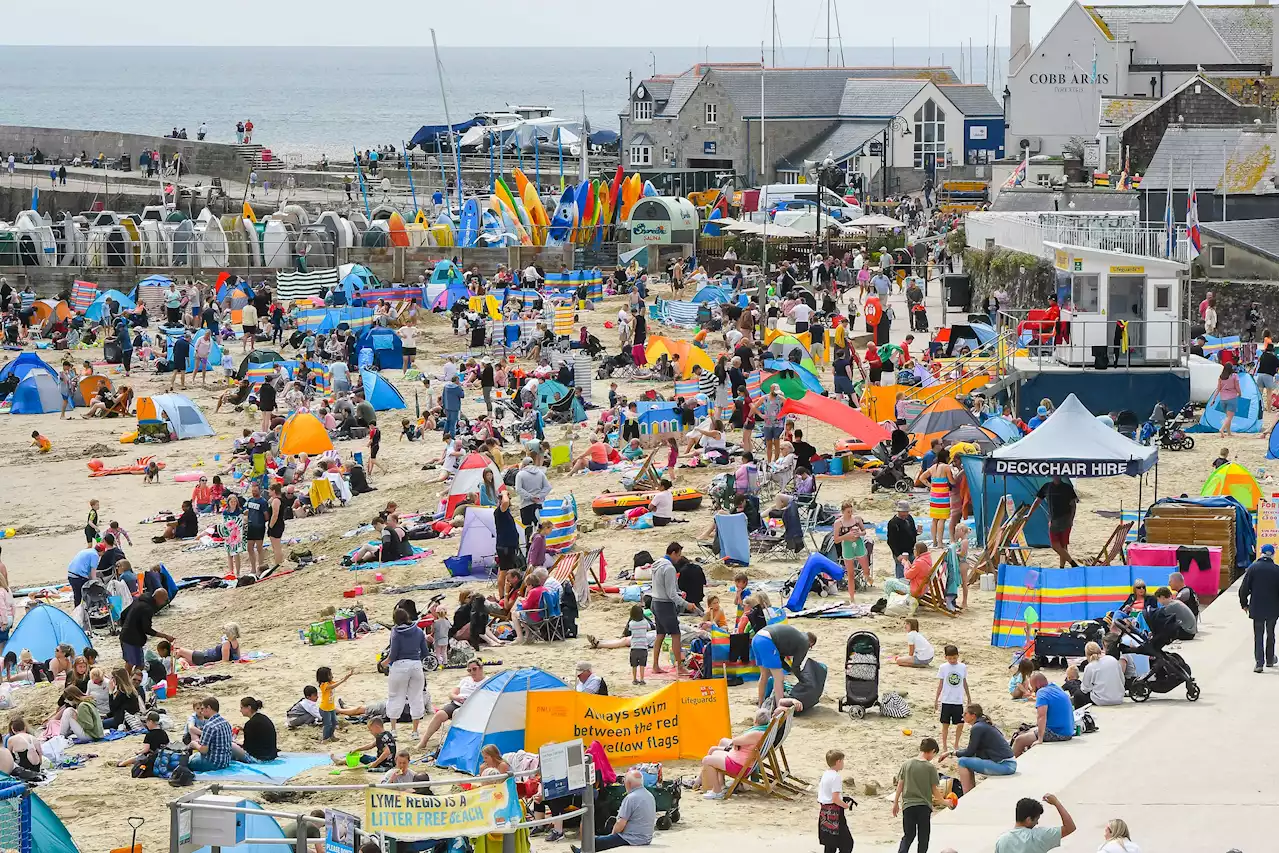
[189, 696, 234, 771]
[67, 547, 98, 606]
[1026, 405, 1050, 430]
[1012, 673, 1074, 756]
[440, 374, 464, 439]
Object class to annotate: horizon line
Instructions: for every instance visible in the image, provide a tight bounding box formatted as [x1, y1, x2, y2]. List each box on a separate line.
[0, 42, 1008, 49]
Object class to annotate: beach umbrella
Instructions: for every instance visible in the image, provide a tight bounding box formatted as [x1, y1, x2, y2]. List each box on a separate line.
[1201, 462, 1262, 511]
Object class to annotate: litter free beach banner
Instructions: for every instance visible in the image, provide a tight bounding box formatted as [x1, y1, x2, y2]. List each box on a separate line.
[524, 680, 730, 763]
[365, 779, 522, 840]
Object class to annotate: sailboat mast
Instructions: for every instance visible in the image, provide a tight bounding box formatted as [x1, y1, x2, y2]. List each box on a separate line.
[430, 28, 463, 213]
[758, 43, 768, 321]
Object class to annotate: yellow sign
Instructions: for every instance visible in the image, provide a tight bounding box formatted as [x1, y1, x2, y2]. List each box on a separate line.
[365, 780, 521, 840]
[1054, 249, 1069, 271]
[1259, 496, 1278, 552]
[525, 680, 731, 763]
[1109, 265, 1145, 274]
[797, 175, 808, 184]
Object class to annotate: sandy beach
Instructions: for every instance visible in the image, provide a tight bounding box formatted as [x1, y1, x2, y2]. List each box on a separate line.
[0, 288, 1271, 853]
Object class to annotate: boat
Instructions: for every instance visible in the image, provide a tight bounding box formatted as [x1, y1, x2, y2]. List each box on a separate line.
[260, 219, 292, 268]
[197, 211, 228, 268]
[590, 488, 704, 515]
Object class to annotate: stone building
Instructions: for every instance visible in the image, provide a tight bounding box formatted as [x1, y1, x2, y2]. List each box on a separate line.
[618, 63, 1004, 198]
[1139, 123, 1279, 223]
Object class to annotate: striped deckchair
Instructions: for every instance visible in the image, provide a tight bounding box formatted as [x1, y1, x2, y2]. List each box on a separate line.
[553, 305, 574, 337]
[549, 547, 602, 609]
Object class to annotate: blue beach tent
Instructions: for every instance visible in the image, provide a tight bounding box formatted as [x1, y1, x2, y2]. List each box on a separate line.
[982, 415, 1023, 443]
[1268, 423, 1277, 460]
[165, 329, 223, 375]
[9, 604, 92, 663]
[959, 454, 1054, 547]
[0, 351, 56, 388]
[360, 369, 407, 411]
[83, 289, 136, 322]
[436, 667, 568, 775]
[10, 369, 63, 414]
[356, 326, 402, 370]
[1189, 371, 1262, 433]
[0, 777, 78, 853]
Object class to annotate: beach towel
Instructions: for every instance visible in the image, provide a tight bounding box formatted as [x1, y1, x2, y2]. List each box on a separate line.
[194, 752, 333, 784]
[346, 545, 432, 571]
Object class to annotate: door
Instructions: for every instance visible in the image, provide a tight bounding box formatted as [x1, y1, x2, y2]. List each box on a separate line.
[1108, 275, 1146, 363]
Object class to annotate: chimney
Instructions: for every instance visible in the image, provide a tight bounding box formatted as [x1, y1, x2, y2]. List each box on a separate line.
[1010, 0, 1032, 74]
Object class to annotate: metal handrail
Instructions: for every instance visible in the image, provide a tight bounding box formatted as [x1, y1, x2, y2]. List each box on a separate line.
[914, 329, 1016, 406]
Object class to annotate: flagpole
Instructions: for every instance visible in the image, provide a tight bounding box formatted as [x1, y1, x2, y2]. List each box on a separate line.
[758, 43, 768, 339]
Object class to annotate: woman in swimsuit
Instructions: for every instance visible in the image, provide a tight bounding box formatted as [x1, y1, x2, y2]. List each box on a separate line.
[832, 500, 869, 597]
[174, 623, 242, 666]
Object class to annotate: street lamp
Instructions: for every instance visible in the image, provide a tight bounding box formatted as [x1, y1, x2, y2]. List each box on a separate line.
[881, 115, 910, 201]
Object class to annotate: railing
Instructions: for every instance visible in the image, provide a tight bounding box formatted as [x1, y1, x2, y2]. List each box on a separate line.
[997, 308, 1189, 368]
[965, 211, 1191, 263]
[916, 328, 1018, 406]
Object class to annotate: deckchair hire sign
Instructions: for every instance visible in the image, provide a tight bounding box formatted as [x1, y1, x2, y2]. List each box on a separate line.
[985, 459, 1138, 477]
[365, 778, 522, 839]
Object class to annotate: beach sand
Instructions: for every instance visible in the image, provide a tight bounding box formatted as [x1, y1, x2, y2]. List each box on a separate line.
[0, 298, 1270, 853]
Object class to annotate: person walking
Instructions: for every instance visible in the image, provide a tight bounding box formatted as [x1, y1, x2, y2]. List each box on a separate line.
[1240, 543, 1278, 673]
[1215, 363, 1241, 436]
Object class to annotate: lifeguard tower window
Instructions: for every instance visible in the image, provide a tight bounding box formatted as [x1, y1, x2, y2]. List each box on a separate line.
[1155, 285, 1172, 311]
[1072, 274, 1100, 313]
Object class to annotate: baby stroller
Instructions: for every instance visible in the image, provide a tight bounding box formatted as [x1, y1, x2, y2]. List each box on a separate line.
[870, 446, 912, 493]
[1115, 613, 1200, 702]
[583, 334, 605, 358]
[909, 302, 929, 332]
[80, 578, 117, 635]
[837, 631, 882, 718]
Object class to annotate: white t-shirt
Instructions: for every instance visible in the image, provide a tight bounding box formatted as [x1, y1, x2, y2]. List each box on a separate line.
[907, 631, 934, 661]
[241, 304, 258, 327]
[398, 326, 416, 348]
[937, 661, 967, 705]
[456, 676, 482, 702]
[725, 328, 744, 350]
[818, 768, 843, 805]
[650, 490, 674, 519]
[791, 302, 812, 324]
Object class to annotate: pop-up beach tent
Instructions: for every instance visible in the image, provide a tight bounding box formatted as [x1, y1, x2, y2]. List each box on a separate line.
[278, 412, 334, 455]
[0, 777, 79, 853]
[83, 288, 136, 321]
[356, 327, 402, 370]
[455, 506, 498, 569]
[9, 604, 92, 663]
[136, 394, 214, 439]
[436, 668, 568, 775]
[1189, 371, 1263, 434]
[1201, 462, 1262, 511]
[9, 369, 62, 414]
[165, 329, 224, 375]
[446, 454, 500, 518]
[780, 392, 891, 447]
[1269, 423, 1278, 460]
[359, 369, 406, 411]
[0, 351, 55, 388]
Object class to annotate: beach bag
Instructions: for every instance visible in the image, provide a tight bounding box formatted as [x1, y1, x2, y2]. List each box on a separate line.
[308, 620, 338, 646]
[879, 692, 911, 718]
[883, 592, 918, 618]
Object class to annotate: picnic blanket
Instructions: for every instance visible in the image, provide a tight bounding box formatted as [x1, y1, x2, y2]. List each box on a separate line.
[791, 602, 874, 619]
[346, 545, 432, 571]
[195, 752, 333, 783]
[73, 727, 144, 745]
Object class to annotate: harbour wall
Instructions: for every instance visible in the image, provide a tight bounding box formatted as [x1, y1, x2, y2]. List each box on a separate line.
[0, 124, 248, 180]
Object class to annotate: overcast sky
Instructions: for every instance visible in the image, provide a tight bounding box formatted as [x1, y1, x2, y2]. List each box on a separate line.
[3, 0, 1271, 46]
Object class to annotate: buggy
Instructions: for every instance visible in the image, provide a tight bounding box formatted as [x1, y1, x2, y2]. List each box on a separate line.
[1114, 614, 1200, 702]
[837, 631, 882, 718]
[81, 578, 117, 635]
[870, 446, 913, 493]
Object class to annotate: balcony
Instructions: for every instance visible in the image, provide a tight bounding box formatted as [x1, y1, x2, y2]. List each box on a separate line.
[966, 211, 1191, 263]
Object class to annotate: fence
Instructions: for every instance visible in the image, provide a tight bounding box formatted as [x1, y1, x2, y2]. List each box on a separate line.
[998, 308, 1189, 368]
[965, 211, 1191, 263]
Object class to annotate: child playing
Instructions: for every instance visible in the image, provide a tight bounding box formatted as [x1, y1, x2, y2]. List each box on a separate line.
[85, 499, 101, 544]
[317, 666, 354, 743]
[30, 430, 51, 454]
[892, 738, 942, 853]
[143, 461, 161, 485]
[86, 667, 110, 715]
[733, 572, 752, 619]
[431, 605, 451, 664]
[144, 639, 175, 688]
[1008, 657, 1037, 699]
[221, 350, 236, 382]
[330, 716, 395, 769]
[400, 418, 421, 442]
[287, 685, 323, 729]
[107, 520, 132, 547]
[818, 749, 854, 853]
[700, 595, 727, 630]
[117, 711, 169, 774]
[1212, 446, 1230, 469]
[627, 604, 650, 686]
[890, 618, 935, 668]
[935, 644, 971, 751]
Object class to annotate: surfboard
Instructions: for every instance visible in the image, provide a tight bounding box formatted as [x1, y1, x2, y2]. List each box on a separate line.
[591, 181, 609, 249]
[492, 181, 531, 245]
[642, 179, 658, 197]
[618, 174, 641, 223]
[387, 212, 410, 248]
[405, 223, 428, 248]
[548, 187, 577, 244]
[516, 171, 549, 245]
[458, 198, 481, 248]
[703, 207, 723, 237]
[414, 210, 429, 226]
[608, 165, 625, 225]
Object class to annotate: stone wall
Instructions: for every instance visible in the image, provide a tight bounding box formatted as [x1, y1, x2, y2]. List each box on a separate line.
[1122, 91, 1270, 173]
[1187, 279, 1279, 337]
[0, 124, 247, 180]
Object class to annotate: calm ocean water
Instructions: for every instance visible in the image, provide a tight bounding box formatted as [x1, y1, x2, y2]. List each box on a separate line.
[0, 46, 1006, 162]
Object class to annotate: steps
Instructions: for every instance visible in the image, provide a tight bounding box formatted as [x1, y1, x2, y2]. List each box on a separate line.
[232, 143, 284, 172]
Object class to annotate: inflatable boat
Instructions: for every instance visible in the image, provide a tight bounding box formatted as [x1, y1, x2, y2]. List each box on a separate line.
[591, 488, 703, 515]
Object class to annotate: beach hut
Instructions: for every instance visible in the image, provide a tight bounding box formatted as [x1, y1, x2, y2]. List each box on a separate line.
[1201, 462, 1262, 511]
[278, 413, 334, 455]
[1189, 371, 1263, 434]
[435, 668, 569, 775]
[136, 394, 214, 439]
[10, 369, 62, 414]
[359, 369, 406, 411]
[8, 604, 92, 662]
[355, 327, 402, 370]
[905, 396, 983, 456]
[83, 289, 136, 322]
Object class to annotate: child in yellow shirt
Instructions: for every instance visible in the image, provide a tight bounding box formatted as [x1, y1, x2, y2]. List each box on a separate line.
[316, 665, 353, 743]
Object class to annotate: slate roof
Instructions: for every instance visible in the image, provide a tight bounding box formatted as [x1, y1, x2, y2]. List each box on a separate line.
[1199, 217, 1280, 260]
[938, 84, 1004, 116]
[838, 79, 928, 117]
[640, 78, 673, 105]
[1086, 4, 1276, 65]
[776, 121, 888, 168]
[1100, 96, 1158, 128]
[1143, 125, 1278, 191]
[705, 66, 959, 119]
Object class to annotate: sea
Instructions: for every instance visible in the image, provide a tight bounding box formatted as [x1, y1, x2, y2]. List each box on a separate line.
[0, 46, 1008, 163]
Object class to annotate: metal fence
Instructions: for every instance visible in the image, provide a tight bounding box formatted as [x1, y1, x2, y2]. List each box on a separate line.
[966, 211, 1191, 263]
[998, 308, 1189, 368]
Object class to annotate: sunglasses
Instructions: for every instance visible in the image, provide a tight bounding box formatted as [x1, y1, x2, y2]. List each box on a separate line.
[1134, 585, 1146, 590]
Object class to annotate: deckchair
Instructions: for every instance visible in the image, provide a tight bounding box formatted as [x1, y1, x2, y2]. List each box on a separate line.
[106, 386, 134, 417]
[1086, 521, 1132, 566]
[627, 449, 664, 492]
[723, 712, 791, 800]
[715, 513, 751, 566]
[757, 710, 809, 794]
[916, 550, 958, 618]
[997, 505, 1034, 567]
[968, 502, 1030, 583]
[550, 547, 601, 607]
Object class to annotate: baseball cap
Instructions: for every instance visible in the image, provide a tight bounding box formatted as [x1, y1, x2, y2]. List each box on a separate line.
[575, 661, 593, 673]
[1263, 544, 1276, 556]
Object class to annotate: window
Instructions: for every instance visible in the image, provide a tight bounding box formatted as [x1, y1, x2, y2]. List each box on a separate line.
[1071, 273, 1100, 313]
[1209, 245, 1226, 267]
[662, 146, 672, 164]
[911, 99, 946, 169]
[777, 169, 800, 183]
[1036, 173, 1051, 187]
[705, 103, 718, 124]
[1155, 284, 1172, 311]
[629, 145, 652, 166]
[633, 100, 653, 121]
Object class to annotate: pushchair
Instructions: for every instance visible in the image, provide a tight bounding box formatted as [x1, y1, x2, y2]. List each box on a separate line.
[909, 302, 929, 332]
[583, 334, 605, 358]
[837, 631, 883, 718]
[81, 578, 117, 634]
[870, 446, 913, 493]
[1114, 613, 1200, 702]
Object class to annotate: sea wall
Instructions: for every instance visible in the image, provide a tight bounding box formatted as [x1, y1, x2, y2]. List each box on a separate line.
[0, 124, 247, 180]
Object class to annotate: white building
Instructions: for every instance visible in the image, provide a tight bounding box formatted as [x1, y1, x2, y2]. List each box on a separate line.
[1005, 0, 1276, 157]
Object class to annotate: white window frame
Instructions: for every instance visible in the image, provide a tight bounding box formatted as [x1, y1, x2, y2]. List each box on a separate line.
[629, 145, 652, 166]
[705, 103, 718, 125]
[633, 100, 653, 122]
[777, 169, 800, 183]
[1209, 244, 1226, 268]
[662, 146, 673, 164]
[1155, 284, 1172, 311]
[912, 99, 946, 170]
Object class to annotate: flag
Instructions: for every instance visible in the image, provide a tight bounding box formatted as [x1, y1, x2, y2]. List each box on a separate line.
[1186, 178, 1202, 261]
[1003, 147, 1029, 188]
[1163, 160, 1176, 259]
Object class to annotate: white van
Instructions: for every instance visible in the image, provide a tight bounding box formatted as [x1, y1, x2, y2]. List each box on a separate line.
[753, 184, 863, 223]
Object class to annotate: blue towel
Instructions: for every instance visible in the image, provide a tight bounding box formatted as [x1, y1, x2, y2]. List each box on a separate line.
[195, 752, 333, 783]
[74, 727, 144, 744]
[715, 513, 750, 566]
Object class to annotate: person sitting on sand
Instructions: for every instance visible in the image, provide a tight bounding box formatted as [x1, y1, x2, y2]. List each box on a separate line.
[234, 696, 278, 762]
[4, 718, 42, 773]
[30, 430, 51, 454]
[117, 710, 168, 773]
[173, 623, 242, 667]
[156, 501, 199, 541]
[1009, 657, 1037, 699]
[699, 707, 773, 799]
[57, 686, 105, 742]
[888, 618, 935, 668]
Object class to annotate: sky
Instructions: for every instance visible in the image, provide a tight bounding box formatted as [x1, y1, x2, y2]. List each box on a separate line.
[3, 0, 1272, 47]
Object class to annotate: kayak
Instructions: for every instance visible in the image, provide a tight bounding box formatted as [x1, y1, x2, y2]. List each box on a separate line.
[591, 488, 704, 515]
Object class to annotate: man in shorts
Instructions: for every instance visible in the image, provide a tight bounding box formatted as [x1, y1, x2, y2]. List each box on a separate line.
[753, 624, 817, 708]
[750, 387, 787, 467]
[1012, 673, 1075, 756]
[240, 299, 259, 353]
[119, 589, 173, 676]
[1035, 476, 1078, 568]
[774, 657, 827, 715]
[243, 482, 268, 577]
[417, 661, 485, 750]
